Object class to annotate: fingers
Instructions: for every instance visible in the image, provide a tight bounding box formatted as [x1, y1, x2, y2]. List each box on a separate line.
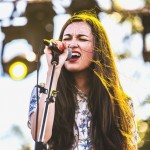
[44, 46, 52, 54]
[44, 40, 65, 53]
[50, 39, 65, 51]
[44, 40, 68, 68]
[61, 48, 68, 58]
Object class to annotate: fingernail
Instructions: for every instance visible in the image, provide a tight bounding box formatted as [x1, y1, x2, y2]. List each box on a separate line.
[58, 45, 64, 51]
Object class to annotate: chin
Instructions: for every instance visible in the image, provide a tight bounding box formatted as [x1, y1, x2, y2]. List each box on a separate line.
[64, 63, 78, 71]
[65, 67, 80, 72]
[64, 63, 90, 73]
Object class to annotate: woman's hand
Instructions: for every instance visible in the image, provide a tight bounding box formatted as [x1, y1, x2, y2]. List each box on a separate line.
[44, 40, 68, 72]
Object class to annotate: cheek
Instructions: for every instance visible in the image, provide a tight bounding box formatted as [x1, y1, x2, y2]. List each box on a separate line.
[82, 42, 94, 52]
[79, 52, 93, 68]
[83, 51, 94, 61]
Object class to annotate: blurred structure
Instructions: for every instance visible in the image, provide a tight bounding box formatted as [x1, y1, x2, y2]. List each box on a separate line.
[142, 13, 150, 62]
[66, 0, 101, 15]
[0, 0, 150, 149]
[0, 0, 150, 80]
[1, 1, 56, 80]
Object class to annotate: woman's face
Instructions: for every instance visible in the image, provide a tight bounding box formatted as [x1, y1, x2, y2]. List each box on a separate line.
[62, 22, 94, 72]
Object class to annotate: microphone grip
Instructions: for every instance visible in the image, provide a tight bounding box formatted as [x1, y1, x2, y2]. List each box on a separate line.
[43, 39, 63, 55]
[43, 39, 72, 60]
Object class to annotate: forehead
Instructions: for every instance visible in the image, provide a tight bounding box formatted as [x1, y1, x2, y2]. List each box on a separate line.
[63, 22, 92, 35]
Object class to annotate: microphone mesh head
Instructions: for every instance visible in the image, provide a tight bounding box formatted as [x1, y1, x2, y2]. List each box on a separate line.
[66, 48, 72, 60]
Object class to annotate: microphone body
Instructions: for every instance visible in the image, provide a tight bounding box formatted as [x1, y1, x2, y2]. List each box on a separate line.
[43, 39, 72, 60]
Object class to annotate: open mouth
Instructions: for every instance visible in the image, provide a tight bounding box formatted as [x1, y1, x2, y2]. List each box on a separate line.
[71, 52, 81, 59]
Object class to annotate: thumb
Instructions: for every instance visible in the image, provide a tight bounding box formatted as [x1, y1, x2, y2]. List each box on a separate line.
[59, 48, 69, 63]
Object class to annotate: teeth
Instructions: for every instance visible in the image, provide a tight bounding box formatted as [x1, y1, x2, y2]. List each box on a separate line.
[72, 52, 80, 57]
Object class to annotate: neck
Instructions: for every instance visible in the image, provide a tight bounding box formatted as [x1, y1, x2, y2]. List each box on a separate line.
[73, 70, 90, 95]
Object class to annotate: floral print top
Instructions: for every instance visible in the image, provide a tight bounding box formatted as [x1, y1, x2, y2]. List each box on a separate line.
[28, 84, 139, 150]
[72, 91, 93, 150]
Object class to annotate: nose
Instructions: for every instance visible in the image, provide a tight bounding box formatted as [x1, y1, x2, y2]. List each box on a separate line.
[68, 40, 79, 48]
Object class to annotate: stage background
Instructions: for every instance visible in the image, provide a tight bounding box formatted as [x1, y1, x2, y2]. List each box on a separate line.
[0, 0, 150, 149]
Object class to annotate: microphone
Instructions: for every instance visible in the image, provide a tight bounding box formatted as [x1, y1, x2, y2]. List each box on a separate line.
[43, 39, 72, 60]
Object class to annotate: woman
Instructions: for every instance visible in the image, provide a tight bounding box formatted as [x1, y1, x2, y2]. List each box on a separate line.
[28, 10, 138, 150]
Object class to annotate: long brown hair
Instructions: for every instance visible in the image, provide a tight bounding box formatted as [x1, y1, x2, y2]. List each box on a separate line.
[49, 10, 136, 150]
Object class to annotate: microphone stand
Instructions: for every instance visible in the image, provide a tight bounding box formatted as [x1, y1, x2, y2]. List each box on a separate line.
[34, 52, 59, 150]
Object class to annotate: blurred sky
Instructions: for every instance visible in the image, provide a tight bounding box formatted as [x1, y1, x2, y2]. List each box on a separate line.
[0, 0, 150, 149]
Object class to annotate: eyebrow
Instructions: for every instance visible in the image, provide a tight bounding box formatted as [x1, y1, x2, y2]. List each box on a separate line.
[63, 34, 89, 37]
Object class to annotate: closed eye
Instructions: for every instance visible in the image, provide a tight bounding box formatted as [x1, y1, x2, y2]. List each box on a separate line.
[79, 39, 89, 41]
[62, 38, 71, 41]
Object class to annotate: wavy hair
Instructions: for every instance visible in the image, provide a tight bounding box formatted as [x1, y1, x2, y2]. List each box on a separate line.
[48, 10, 136, 150]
